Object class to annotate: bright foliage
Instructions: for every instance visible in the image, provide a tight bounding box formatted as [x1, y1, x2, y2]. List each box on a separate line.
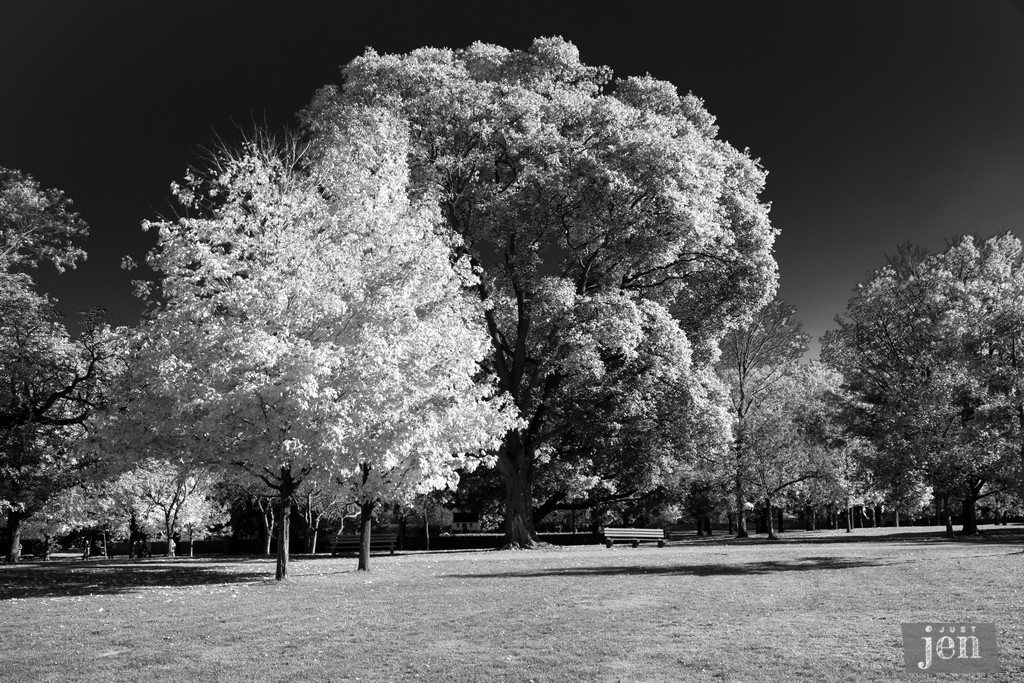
[116, 117, 516, 577]
[303, 37, 778, 544]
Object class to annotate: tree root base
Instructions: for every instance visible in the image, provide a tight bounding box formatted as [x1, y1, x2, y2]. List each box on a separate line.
[498, 539, 551, 551]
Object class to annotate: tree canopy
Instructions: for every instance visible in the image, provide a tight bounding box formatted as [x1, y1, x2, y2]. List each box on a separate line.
[303, 37, 778, 546]
[1, 168, 120, 563]
[823, 234, 1024, 535]
[112, 118, 516, 577]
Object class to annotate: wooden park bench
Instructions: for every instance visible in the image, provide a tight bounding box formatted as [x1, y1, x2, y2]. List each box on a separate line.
[601, 527, 666, 548]
[329, 533, 398, 556]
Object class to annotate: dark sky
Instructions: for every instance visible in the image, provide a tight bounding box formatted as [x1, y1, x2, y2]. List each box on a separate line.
[3, 1, 1024, 357]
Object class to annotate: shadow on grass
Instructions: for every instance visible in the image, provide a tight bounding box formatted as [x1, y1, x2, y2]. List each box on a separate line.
[672, 526, 1024, 547]
[448, 555, 898, 579]
[0, 559, 268, 601]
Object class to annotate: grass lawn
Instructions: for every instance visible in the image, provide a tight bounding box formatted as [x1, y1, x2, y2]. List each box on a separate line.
[1, 525, 1021, 682]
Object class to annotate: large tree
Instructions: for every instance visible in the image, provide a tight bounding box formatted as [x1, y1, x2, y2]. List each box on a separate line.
[823, 235, 1024, 535]
[114, 118, 515, 578]
[1, 167, 120, 563]
[303, 37, 777, 547]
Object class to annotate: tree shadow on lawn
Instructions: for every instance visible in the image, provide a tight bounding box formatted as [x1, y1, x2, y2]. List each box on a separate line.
[0, 559, 268, 601]
[448, 555, 902, 579]
[673, 526, 1024, 547]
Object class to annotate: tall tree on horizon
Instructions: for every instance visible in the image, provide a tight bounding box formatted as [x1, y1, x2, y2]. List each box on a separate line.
[303, 37, 778, 547]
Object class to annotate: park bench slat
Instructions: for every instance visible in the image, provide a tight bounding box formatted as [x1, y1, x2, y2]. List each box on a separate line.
[329, 533, 398, 556]
[601, 527, 666, 548]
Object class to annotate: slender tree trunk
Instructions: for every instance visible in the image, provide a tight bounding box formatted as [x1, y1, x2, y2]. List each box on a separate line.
[726, 511, 735, 535]
[41, 532, 52, 561]
[358, 501, 375, 571]
[397, 513, 407, 551]
[257, 499, 275, 556]
[275, 466, 294, 581]
[188, 530, 195, 557]
[765, 498, 777, 540]
[497, 440, 541, 548]
[941, 495, 955, 538]
[894, 509, 900, 528]
[417, 504, 428, 552]
[735, 493, 749, 537]
[874, 504, 883, 527]
[844, 504, 852, 533]
[4, 510, 24, 563]
[734, 430, 748, 538]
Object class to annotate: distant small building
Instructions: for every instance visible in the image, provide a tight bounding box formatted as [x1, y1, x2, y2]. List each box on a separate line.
[450, 512, 480, 534]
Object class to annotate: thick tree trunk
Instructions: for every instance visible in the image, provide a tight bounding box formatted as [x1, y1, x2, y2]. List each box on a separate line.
[164, 519, 175, 557]
[358, 501, 375, 571]
[275, 466, 294, 581]
[497, 441, 541, 548]
[874, 504, 883, 527]
[703, 516, 713, 536]
[726, 511, 735, 535]
[4, 510, 24, 563]
[959, 493, 981, 536]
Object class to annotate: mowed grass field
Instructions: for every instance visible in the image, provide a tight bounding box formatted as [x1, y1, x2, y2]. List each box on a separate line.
[1, 525, 1021, 682]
